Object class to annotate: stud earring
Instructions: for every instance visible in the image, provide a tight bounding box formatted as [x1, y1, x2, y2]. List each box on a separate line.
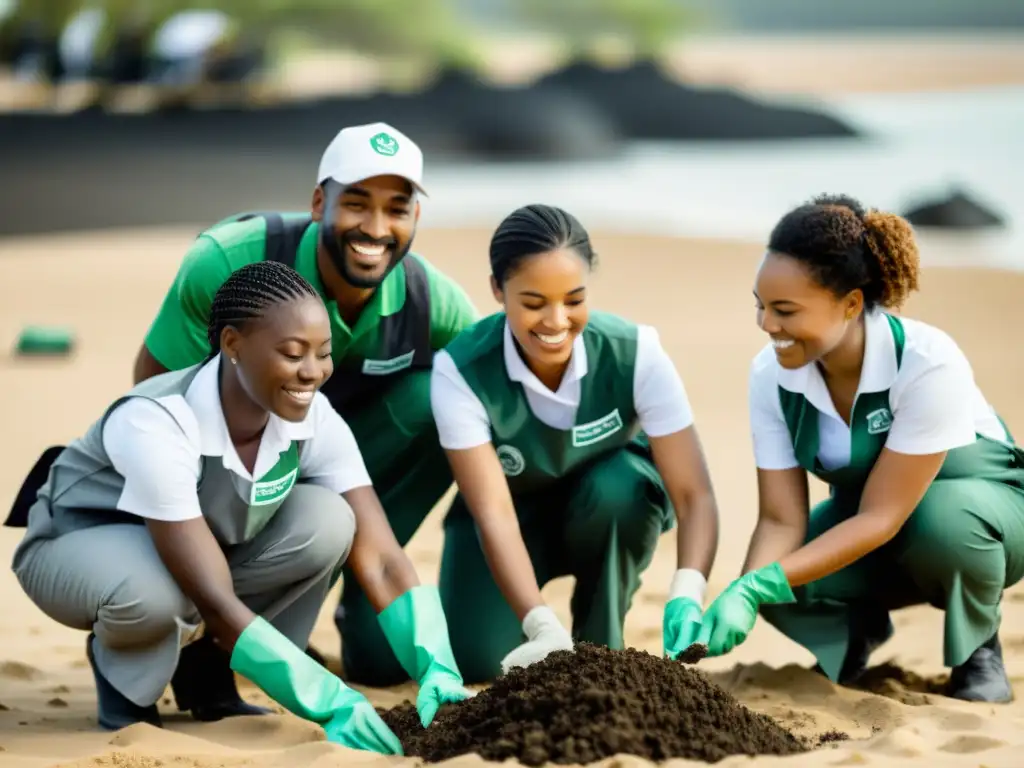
[231, 358, 238, 365]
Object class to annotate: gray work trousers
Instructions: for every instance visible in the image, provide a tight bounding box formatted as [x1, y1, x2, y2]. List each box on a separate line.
[13, 484, 355, 707]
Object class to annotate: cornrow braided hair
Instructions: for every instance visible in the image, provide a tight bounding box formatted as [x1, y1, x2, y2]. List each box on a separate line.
[206, 261, 319, 360]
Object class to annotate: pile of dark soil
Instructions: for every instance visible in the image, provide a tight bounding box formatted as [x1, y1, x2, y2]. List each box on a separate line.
[378, 643, 807, 765]
[817, 729, 850, 746]
[849, 662, 949, 706]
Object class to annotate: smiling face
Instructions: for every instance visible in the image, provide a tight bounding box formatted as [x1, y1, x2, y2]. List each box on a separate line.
[753, 251, 863, 369]
[313, 175, 418, 288]
[492, 247, 591, 373]
[220, 296, 334, 422]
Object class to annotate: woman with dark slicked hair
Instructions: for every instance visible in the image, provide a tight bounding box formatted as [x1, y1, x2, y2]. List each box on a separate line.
[696, 194, 1024, 704]
[430, 204, 722, 683]
[11, 261, 470, 751]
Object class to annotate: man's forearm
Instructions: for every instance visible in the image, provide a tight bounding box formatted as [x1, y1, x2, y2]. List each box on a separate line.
[359, 551, 422, 613]
[133, 344, 169, 384]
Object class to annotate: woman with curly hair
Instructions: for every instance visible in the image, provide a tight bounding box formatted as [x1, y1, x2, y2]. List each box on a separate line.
[693, 194, 1024, 704]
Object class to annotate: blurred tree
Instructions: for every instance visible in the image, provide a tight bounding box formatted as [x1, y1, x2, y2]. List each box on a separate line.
[6, 0, 81, 35]
[517, 0, 693, 61]
[3, 0, 486, 86]
[216, 0, 483, 71]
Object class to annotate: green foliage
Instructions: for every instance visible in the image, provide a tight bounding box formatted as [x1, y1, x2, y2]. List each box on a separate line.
[517, 0, 693, 59]
[232, 0, 479, 65]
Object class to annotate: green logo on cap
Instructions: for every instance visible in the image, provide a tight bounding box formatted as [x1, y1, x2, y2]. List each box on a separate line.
[370, 132, 399, 156]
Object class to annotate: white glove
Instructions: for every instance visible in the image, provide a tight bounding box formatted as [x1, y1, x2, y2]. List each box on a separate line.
[668, 568, 708, 604]
[500, 605, 574, 674]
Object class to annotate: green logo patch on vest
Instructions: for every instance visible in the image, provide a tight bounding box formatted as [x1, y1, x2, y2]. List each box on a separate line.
[496, 445, 526, 477]
[250, 446, 300, 507]
[865, 407, 893, 435]
[362, 349, 415, 376]
[370, 132, 399, 156]
[572, 408, 624, 447]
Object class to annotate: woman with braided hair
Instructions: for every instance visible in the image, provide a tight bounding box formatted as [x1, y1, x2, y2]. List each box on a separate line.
[10, 261, 470, 751]
[693, 194, 1024, 703]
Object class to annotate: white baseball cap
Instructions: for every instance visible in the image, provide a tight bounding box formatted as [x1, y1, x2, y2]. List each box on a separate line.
[316, 122, 427, 196]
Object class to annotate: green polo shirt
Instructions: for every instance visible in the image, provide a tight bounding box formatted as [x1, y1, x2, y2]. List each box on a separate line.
[145, 214, 478, 371]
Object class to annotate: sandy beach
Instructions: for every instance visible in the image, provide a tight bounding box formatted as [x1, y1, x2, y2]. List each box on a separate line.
[1, 221, 1023, 767]
[271, 32, 1024, 97]
[1, 28, 1023, 768]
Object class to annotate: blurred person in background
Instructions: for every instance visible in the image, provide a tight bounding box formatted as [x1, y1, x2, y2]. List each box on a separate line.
[57, 3, 107, 81]
[694, 194, 1024, 704]
[429, 204, 720, 683]
[10, 262, 470, 746]
[3, 1, 265, 101]
[143, 7, 266, 103]
[0, 0, 72, 83]
[55, 2, 154, 91]
[132, 122, 478, 691]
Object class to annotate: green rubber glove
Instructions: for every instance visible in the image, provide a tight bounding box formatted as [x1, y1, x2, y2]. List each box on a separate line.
[662, 597, 703, 660]
[378, 585, 474, 727]
[695, 562, 796, 657]
[230, 617, 402, 755]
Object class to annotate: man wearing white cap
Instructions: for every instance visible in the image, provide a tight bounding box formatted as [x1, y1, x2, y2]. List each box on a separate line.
[132, 122, 478, 701]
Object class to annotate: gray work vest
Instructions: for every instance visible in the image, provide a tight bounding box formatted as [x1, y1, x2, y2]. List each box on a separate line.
[13, 361, 306, 568]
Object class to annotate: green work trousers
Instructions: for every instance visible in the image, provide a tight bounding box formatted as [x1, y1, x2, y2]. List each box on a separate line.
[761, 477, 1024, 681]
[333, 369, 455, 685]
[439, 446, 675, 684]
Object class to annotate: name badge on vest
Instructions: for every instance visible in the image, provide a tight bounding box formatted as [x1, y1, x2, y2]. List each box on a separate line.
[865, 407, 893, 435]
[572, 409, 624, 447]
[362, 350, 415, 376]
[244, 445, 300, 540]
[250, 467, 299, 506]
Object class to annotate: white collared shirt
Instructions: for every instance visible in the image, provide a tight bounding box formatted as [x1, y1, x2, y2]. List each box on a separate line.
[101, 357, 371, 522]
[431, 320, 694, 450]
[749, 310, 1008, 471]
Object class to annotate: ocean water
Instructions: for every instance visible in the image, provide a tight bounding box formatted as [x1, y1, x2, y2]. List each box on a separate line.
[417, 85, 1024, 270]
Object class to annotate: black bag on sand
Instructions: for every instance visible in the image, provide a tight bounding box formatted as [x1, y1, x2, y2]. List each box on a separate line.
[5, 445, 64, 528]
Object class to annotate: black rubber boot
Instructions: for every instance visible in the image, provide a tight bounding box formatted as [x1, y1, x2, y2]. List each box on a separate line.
[86, 634, 163, 731]
[948, 634, 1014, 703]
[305, 644, 328, 667]
[170, 635, 272, 722]
[814, 611, 892, 685]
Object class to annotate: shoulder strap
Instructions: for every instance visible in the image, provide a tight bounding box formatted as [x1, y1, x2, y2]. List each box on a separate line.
[403, 256, 433, 365]
[199, 212, 311, 268]
[885, 313, 905, 369]
[778, 386, 820, 473]
[262, 214, 312, 268]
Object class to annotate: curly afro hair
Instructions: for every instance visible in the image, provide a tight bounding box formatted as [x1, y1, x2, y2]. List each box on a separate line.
[767, 193, 920, 310]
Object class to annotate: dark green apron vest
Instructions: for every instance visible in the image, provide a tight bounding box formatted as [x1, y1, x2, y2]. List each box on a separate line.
[767, 313, 1024, 678]
[780, 313, 1022, 508]
[446, 311, 646, 497]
